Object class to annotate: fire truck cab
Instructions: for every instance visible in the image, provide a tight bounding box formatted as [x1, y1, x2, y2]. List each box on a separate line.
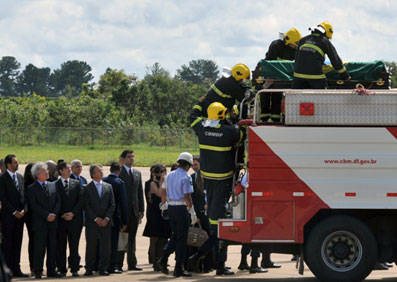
[219, 89, 397, 282]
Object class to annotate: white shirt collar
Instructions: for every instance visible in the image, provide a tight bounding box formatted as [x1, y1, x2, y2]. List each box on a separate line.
[124, 165, 133, 174]
[7, 169, 16, 178]
[61, 177, 69, 182]
[93, 180, 103, 186]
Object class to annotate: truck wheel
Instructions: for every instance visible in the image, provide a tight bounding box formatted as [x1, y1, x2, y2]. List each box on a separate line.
[304, 215, 377, 282]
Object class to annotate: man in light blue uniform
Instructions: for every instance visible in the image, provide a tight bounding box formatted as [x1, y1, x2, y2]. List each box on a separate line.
[158, 152, 196, 277]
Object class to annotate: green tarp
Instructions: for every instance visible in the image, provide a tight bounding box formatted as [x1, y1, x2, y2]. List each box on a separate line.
[256, 60, 389, 82]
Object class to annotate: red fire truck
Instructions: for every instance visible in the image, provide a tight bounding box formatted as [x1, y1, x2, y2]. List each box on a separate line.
[219, 89, 397, 281]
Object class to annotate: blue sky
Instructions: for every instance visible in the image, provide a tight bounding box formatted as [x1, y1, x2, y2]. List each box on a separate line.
[0, 0, 396, 80]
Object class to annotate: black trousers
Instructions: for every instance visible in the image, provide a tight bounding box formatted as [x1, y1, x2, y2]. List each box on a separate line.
[260, 92, 283, 122]
[56, 219, 82, 273]
[117, 215, 139, 268]
[204, 178, 233, 268]
[149, 237, 167, 265]
[1, 217, 24, 274]
[33, 224, 57, 274]
[292, 78, 327, 89]
[25, 216, 34, 272]
[85, 225, 111, 272]
[163, 206, 190, 268]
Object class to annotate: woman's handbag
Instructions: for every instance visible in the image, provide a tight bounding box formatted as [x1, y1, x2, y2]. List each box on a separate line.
[187, 224, 209, 248]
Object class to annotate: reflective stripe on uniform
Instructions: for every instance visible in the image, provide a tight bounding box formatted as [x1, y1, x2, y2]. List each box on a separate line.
[336, 66, 347, 73]
[193, 104, 202, 111]
[199, 144, 232, 152]
[270, 114, 281, 119]
[211, 84, 232, 99]
[293, 72, 326, 79]
[300, 43, 325, 57]
[190, 117, 203, 127]
[209, 218, 218, 225]
[201, 170, 234, 180]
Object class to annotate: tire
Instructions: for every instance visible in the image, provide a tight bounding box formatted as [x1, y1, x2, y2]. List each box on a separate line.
[304, 215, 377, 282]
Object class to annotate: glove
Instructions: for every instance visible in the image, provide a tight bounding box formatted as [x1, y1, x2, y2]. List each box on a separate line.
[188, 206, 198, 225]
[159, 201, 168, 211]
[340, 71, 351, 81]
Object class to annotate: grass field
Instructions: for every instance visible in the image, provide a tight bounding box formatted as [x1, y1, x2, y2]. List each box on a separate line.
[0, 144, 198, 166]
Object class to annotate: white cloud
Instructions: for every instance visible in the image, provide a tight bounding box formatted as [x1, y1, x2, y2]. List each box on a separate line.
[0, 0, 396, 80]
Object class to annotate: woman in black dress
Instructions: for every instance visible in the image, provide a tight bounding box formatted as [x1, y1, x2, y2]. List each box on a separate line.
[143, 164, 170, 271]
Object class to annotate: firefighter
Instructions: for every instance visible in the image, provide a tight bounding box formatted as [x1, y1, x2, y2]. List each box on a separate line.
[265, 27, 302, 61]
[190, 63, 251, 122]
[190, 102, 243, 276]
[292, 21, 351, 89]
[258, 27, 302, 122]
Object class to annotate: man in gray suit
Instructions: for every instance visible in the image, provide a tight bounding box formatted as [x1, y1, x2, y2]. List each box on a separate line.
[83, 165, 115, 276]
[118, 150, 144, 271]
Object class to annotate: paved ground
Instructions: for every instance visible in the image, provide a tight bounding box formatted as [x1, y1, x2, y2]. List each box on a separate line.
[11, 166, 397, 281]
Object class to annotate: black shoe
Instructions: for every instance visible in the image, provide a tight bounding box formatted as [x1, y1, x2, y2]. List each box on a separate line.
[216, 268, 235, 276]
[291, 255, 299, 261]
[47, 272, 63, 278]
[238, 261, 250, 271]
[34, 272, 42, 279]
[158, 257, 169, 275]
[173, 270, 192, 277]
[113, 268, 123, 274]
[261, 261, 282, 269]
[84, 270, 93, 276]
[72, 272, 79, 277]
[99, 271, 110, 276]
[374, 262, 389, 270]
[13, 271, 29, 278]
[249, 267, 268, 274]
[128, 266, 142, 271]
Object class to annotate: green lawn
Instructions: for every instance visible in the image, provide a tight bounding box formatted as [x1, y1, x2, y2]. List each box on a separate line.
[0, 144, 198, 166]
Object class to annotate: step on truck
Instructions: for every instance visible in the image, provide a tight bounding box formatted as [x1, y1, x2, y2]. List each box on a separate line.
[219, 89, 397, 281]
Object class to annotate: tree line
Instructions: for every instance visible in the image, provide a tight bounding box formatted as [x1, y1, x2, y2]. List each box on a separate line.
[0, 56, 396, 134]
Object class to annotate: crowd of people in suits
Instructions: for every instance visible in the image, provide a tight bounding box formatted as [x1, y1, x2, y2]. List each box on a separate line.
[0, 150, 145, 279]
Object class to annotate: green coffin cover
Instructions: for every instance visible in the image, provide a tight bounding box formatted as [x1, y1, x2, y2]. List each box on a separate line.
[256, 60, 388, 81]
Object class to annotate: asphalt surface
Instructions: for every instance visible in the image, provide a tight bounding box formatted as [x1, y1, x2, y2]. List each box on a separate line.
[11, 166, 397, 281]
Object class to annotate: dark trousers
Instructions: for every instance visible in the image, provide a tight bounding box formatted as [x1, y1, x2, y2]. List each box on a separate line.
[163, 206, 190, 268]
[205, 178, 233, 268]
[56, 220, 82, 273]
[149, 237, 167, 265]
[292, 78, 327, 89]
[33, 225, 57, 274]
[260, 92, 283, 121]
[1, 217, 24, 274]
[25, 216, 34, 272]
[116, 215, 139, 268]
[85, 225, 111, 272]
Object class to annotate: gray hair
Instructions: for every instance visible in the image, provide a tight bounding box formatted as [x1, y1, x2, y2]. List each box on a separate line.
[31, 162, 48, 179]
[89, 164, 102, 177]
[71, 159, 83, 167]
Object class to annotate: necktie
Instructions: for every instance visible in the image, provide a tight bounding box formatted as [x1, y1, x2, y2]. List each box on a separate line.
[43, 183, 49, 197]
[64, 179, 68, 188]
[12, 174, 19, 191]
[97, 183, 102, 198]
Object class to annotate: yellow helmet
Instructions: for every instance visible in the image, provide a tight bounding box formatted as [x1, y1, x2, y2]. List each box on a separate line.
[207, 102, 227, 120]
[318, 21, 333, 39]
[231, 63, 250, 81]
[284, 27, 302, 46]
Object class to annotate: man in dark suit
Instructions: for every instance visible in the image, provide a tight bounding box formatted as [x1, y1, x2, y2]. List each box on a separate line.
[118, 150, 144, 271]
[27, 162, 61, 279]
[70, 160, 88, 187]
[103, 162, 128, 274]
[0, 154, 28, 278]
[55, 161, 84, 277]
[84, 165, 115, 276]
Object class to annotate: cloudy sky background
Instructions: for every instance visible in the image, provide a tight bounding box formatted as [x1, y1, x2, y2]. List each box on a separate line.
[0, 0, 396, 80]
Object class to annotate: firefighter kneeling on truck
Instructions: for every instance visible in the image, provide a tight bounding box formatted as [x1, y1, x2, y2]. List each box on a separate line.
[189, 102, 243, 276]
[293, 21, 351, 89]
[191, 63, 252, 123]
